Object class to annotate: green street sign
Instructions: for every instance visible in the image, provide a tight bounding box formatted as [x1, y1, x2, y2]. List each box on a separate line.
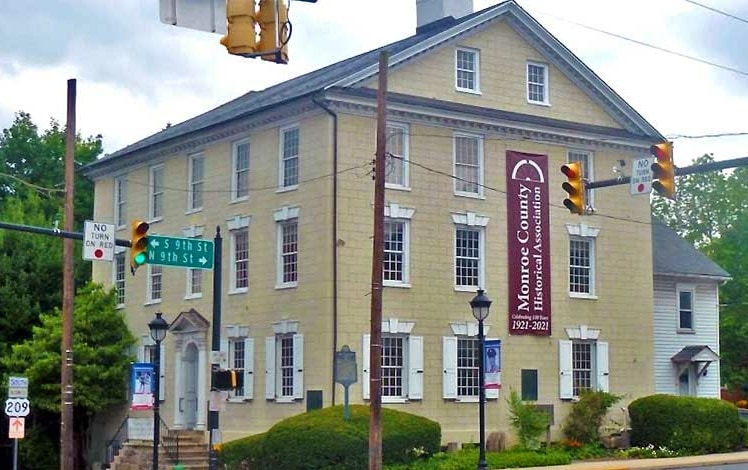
[148, 235, 214, 270]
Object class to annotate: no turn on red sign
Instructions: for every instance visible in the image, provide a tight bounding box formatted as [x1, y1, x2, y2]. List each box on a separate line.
[630, 157, 655, 196]
[83, 220, 116, 261]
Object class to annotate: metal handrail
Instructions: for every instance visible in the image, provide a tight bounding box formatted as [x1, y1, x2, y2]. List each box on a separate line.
[159, 415, 180, 464]
[103, 416, 129, 469]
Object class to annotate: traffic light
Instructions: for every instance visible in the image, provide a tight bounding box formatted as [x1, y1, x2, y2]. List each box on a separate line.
[220, 0, 258, 56]
[650, 141, 675, 199]
[257, 0, 289, 64]
[130, 220, 150, 274]
[561, 161, 585, 215]
[212, 369, 243, 391]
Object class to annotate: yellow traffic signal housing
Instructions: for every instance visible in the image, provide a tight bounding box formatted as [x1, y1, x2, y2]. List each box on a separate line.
[213, 369, 243, 391]
[650, 142, 675, 199]
[220, 0, 258, 56]
[561, 161, 585, 215]
[257, 0, 289, 64]
[130, 220, 150, 274]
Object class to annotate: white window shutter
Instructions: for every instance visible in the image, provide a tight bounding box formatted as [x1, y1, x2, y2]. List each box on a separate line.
[408, 335, 424, 400]
[362, 334, 370, 400]
[244, 338, 254, 400]
[485, 337, 499, 400]
[220, 338, 229, 370]
[292, 334, 304, 399]
[159, 341, 166, 401]
[559, 340, 573, 399]
[442, 337, 458, 399]
[265, 336, 276, 400]
[596, 341, 609, 392]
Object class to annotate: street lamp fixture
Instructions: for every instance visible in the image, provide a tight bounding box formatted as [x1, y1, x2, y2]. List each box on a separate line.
[148, 312, 169, 470]
[469, 289, 492, 470]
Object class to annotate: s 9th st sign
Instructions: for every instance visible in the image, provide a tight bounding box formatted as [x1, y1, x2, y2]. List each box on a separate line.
[148, 235, 214, 270]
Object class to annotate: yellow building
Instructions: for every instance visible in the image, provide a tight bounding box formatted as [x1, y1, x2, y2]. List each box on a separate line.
[84, 0, 663, 448]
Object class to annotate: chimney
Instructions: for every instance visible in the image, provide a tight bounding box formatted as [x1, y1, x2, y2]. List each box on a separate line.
[416, 0, 473, 32]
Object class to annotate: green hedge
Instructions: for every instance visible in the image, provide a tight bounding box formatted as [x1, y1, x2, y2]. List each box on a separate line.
[629, 394, 747, 453]
[220, 404, 441, 469]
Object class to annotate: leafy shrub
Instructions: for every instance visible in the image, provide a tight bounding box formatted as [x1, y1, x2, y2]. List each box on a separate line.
[622, 444, 681, 459]
[562, 390, 620, 444]
[385, 448, 571, 469]
[629, 394, 747, 453]
[220, 404, 440, 469]
[506, 389, 550, 449]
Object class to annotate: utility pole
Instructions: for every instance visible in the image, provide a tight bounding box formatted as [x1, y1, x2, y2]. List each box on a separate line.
[368, 50, 387, 470]
[60, 78, 76, 470]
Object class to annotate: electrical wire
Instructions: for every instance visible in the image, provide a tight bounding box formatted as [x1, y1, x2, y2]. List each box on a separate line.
[668, 132, 748, 139]
[683, 0, 748, 25]
[0, 171, 66, 195]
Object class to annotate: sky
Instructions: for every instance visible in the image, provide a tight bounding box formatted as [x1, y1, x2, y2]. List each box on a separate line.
[1, 0, 747, 170]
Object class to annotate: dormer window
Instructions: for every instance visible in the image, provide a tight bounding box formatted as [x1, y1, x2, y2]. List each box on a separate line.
[455, 47, 480, 93]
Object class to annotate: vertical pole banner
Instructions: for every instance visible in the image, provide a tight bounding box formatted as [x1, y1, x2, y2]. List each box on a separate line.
[506, 151, 552, 336]
[130, 363, 155, 411]
[484, 339, 501, 389]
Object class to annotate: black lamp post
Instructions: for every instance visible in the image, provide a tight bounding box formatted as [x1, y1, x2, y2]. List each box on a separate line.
[470, 289, 492, 470]
[148, 312, 169, 470]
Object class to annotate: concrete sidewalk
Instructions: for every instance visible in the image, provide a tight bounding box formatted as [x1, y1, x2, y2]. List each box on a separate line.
[521, 451, 748, 469]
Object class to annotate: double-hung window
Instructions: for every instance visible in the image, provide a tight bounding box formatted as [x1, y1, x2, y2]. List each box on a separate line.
[559, 335, 609, 399]
[452, 212, 489, 290]
[455, 47, 480, 93]
[114, 251, 126, 307]
[114, 177, 127, 228]
[226, 215, 250, 294]
[569, 237, 594, 295]
[222, 326, 254, 401]
[279, 126, 299, 189]
[363, 319, 422, 402]
[187, 153, 204, 212]
[677, 286, 695, 331]
[149, 165, 165, 222]
[147, 264, 163, 303]
[383, 204, 414, 287]
[232, 139, 250, 201]
[527, 62, 549, 105]
[568, 150, 594, 209]
[443, 332, 500, 401]
[385, 123, 409, 189]
[186, 238, 204, 299]
[265, 331, 303, 402]
[275, 206, 300, 288]
[453, 133, 483, 197]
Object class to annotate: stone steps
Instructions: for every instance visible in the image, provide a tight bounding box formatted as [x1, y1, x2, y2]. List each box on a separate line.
[109, 431, 209, 470]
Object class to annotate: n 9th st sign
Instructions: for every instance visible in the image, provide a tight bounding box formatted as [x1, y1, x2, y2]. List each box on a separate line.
[148, 235, 214, 269]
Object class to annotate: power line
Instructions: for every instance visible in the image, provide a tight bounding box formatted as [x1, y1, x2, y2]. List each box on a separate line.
[529, 8, 748, 77]
[668, 131, 748, 139]
[683, 0, 748, 25]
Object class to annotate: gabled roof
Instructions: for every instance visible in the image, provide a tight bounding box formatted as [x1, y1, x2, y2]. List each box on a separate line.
[84, 0, 663, 174]
[652, 217, 730, 280]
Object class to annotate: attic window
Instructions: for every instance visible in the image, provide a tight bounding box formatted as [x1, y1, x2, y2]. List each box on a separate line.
[527, 62, 549, 105]
[455, 48, 480, 93]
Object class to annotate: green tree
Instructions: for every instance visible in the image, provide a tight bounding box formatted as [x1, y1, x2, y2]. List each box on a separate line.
[2, 282, 135, 468]
[652, 156, 748, 393]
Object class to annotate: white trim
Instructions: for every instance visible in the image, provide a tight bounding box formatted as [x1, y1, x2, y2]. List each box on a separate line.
[527, 61, 550, 106]
[453, 223, 485, 290]
[182, 225, 206, 238]
[272, 320, 300, 335]
[569, 234, 597, 296]
[148, 164, 165, 223]
[229, 226, 249, 294]
[383, 218, 410, 287]
[273, 206, 300, 222]
[384, 121, 411, 190]
[226, 215, 251, 231]
[382, 317, 415, 334]
[452, 132, 484, 197]
[565, 223, 601, 238]
[113, 176, 127, 229]
[186, 152, 205, 213]
[278, 124, 300, 190]
[564, 325, 601, 340]
[275, 217, 299, 289]
[384, 203, 415, 219]
[676, 284, 696, 332]
[146, 264, 163, 304]
[231, 138, 250, 202]
[455, 47, 481, 94]
[451, 211, 490, 227]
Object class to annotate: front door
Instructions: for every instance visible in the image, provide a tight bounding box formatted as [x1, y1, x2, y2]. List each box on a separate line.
[182, 343, 199, 429]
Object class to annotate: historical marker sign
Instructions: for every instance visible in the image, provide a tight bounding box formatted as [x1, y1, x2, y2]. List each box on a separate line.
[83, 220, 116, 261]
[148, 235, 214, 269]
[630, 157, 655, 196]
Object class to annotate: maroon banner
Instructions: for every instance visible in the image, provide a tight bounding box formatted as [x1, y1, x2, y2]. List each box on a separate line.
[506, 151, 552, 336]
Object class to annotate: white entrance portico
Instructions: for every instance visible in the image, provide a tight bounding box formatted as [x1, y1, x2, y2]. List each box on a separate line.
[169, 308, 210, 431]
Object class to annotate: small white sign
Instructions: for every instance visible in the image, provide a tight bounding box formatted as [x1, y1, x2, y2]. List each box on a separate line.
[630, 157, 655, 196]
[159, 0, 227, 35]
[8, 417, 24, 439]
[127, 417, 154, 441]
[83, 220, 116, 261]
[8, 377, 28, 398]
[5, 398, 30, 417]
